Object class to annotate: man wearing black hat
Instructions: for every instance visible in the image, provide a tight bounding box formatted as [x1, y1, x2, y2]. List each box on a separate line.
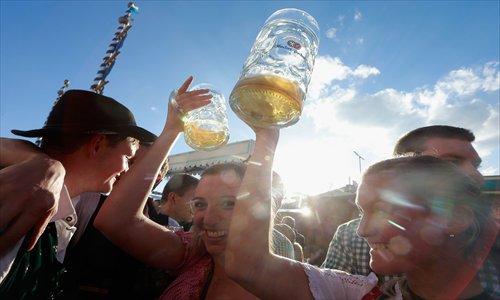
[0, 90, 156, 299]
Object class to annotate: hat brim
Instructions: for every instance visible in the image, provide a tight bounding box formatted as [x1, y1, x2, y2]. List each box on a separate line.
[11, 128, 51, 138]
[12, 125, 157, 144]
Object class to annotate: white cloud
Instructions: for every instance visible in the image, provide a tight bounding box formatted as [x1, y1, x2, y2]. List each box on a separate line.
[282, 59, 500, 193]
[481, 61, 500, 92]
[481, 166, 498, 176]
[325, 27, 337, 39]
[353, 65, 380, 78]
[307, 58, 498, 140]
[354, 10, 362, 21]
[436, 68, 483, 96]
[308, 55, 380, 99]
[434, 64, 499, 97]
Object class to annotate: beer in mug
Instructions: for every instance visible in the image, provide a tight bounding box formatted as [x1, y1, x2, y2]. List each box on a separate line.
[230, 8, 320, 128]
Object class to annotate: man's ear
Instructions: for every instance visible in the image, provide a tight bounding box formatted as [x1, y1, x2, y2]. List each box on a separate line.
[87, 134, 106, 157]
[168, 191, 177, 204]
[446, 205, 474, 236]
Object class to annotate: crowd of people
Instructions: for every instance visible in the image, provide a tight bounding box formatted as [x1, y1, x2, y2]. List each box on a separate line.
[0, 75, 498, 299]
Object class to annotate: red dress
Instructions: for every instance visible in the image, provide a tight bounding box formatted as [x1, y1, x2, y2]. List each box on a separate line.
[159, 232, 212, 300]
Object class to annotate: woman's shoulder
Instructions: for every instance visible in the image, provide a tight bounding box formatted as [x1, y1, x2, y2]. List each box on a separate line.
[169, 231, 209, 272]
[160, 236, 212, 300]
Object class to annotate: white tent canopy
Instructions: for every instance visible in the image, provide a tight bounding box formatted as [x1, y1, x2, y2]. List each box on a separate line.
[166, 139, 255, 176]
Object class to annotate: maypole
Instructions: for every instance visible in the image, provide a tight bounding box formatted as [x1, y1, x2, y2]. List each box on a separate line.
[37, 3, 138, 146]
[36, 79, 70, 146]
[56, 79, 71, 104]
[90, 2, 139, 94]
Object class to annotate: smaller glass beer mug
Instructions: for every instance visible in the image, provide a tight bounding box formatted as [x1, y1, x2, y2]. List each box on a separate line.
[171, 83, 230, 151]
[230, 8, 320, 128]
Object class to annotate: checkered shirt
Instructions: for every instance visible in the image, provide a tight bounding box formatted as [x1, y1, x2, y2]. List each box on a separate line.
[321, 218, 399, 284]
[272, 228, 295, 260]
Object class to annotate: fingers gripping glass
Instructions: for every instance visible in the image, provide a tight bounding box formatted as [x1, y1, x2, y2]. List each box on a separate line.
[169, 89, 185, 115]
[169, 84, 230, 151]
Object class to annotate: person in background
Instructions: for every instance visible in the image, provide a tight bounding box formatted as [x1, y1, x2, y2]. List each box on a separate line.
[144, 161, 171, 227]
[276, 222, 305, 262]
[158, 174, 199, 231]
[322, 125, 498, 296]
[270, 171, 295, 260]
[225, 153, 495, 299]
[280, 215, 306, 262]
[0, 90, 156, 299]
[293, 236, 305, 262]
[274, 222, 301, 261]
[281, 215, 306, 248]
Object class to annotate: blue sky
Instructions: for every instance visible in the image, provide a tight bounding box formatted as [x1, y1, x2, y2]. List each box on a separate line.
[1, 1, 499, 195]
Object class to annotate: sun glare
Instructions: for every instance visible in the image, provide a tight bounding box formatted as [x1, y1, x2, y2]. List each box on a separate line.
[300, 206, 312, 216]
[274, 139, 360, 196]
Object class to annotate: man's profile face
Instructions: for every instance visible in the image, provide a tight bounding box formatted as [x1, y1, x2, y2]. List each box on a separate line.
[421, 137, 483, 185]
[94, 138, 137, 193]
[175, 186, 196, 222]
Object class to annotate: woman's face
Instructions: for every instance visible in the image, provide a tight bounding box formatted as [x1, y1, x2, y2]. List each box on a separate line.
[191, 171, 242, 256]
[356, 173, 447, 275]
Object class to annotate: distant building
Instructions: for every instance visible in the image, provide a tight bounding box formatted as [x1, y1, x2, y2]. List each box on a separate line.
[483, 175, 499, 221]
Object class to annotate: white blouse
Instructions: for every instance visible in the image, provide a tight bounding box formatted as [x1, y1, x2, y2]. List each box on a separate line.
[302, 263, 402, 300]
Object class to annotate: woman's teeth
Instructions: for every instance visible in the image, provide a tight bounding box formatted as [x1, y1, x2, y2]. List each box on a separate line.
[206, 230, 227, 238]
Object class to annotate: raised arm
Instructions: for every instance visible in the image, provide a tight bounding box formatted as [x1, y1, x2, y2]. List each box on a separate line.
[0, 138, 65, 253]
[225, 126, 314, 300]
[94, 76, 212, 270]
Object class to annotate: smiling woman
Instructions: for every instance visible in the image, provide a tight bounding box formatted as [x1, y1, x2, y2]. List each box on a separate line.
[189, 163, 245, 256]
[93, 76, 279, 300]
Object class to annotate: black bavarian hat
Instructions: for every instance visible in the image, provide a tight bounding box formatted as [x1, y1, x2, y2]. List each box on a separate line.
[12, 90, 157, 143]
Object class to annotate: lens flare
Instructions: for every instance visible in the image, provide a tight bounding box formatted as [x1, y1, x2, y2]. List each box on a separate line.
[387, 219, 406, 231]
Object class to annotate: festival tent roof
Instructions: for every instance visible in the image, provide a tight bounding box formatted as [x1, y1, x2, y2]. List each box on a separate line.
[483, 175, 500, 194]
[166, 139, 255, 176]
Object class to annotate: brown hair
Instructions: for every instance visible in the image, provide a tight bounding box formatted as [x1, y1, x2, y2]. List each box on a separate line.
[393, 125, 475, 156]
[201, 162, 247, 179]
[160, 174, 199, 205]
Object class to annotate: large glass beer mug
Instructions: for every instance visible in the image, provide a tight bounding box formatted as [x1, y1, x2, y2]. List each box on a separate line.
[171, 83, 230, 151]
[230, 8, 320, 128]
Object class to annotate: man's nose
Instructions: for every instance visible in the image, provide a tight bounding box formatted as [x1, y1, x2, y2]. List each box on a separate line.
[463, 162, 484, 187]
[356, 215, 372, 238]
